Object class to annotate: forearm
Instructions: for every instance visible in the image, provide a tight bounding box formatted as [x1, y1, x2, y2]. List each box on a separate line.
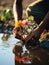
[38, 11, 49, 33]
[13, 0, 18, 21]
[16, 0, 23, 20]
[23, 11, 49, 43]
[13, 0, 23, 22]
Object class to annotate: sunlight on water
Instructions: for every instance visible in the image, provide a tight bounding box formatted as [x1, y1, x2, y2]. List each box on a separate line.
[0, 34, 27, 65]
[0, 34, 19, 65]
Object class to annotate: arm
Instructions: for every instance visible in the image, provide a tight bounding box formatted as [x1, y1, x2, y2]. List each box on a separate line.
[24, 11, 49, 43]
[38, 11, 49, 32]
[13, 11, 49, 43]
[13, 0, 23, 22]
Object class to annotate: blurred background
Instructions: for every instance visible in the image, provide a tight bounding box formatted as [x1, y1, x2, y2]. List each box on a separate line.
[0, 0, 35, 33]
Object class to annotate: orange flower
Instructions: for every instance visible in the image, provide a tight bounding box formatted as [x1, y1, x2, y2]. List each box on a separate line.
[15, 21, 19, 28]
[15, 20, 22, 28]
[15, 55, 22, 63]
[19, 20, 22, 27]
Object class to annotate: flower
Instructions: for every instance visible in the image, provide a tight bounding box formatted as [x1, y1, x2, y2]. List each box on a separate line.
[14, 18, 37, 34]
[22, 19, 30, 25]
[22, 19, 31, 29]
[15, 20, 22, 28]
[15, 55, 22, 63]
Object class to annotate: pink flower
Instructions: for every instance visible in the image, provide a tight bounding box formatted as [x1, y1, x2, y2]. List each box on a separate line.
[22, 19, 31, 29]
[22, 55, 30, 64]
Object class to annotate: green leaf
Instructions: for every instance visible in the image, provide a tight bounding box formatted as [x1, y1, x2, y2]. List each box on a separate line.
[2, 8, 8, 15]
[28, 16, 34, 21]
[1, 8, 13, 21]
[1, 15, 7, 21]
[6, 9, 13, 16]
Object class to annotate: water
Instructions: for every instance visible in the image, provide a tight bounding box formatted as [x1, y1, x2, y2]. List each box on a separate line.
[0, 34, 20, 65]
[0, 34, 28, 65]
[0, 34, 49, 65]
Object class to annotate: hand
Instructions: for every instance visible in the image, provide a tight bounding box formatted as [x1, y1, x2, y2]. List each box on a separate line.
[13, 27, 18, 38]
[13, 27, 24, 40]
[24, 27, 41, 43]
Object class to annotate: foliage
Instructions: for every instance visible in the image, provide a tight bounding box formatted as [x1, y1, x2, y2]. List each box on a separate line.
[15, 18, 38, 35]
[28, 16, 34, 21]
[1, 34, 10, 41]
[0, 8, 13, 21]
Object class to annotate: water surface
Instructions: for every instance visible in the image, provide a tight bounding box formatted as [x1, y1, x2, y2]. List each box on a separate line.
[0, 34, 19, 65]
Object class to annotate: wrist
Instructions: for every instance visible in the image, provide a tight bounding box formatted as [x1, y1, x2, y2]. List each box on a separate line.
[37, 21, 45, 34]
[14, 0, 17, 3]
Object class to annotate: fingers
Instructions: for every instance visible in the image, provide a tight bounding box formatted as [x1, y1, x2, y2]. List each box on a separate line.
[23, 28, 40, 43]
[13, 27, 24, 40]
[13, 27, 18, 38]
[24, 31, 34, 43]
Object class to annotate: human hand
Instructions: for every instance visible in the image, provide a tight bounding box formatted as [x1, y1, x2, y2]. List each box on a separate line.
[13, 27, 24, 40]
[24, 27, 41, 43]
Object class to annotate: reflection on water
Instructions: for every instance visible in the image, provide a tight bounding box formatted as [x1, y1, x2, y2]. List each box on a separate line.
[0, 33, 20, 65]
[0, 33, 28, 65]
[0, 33, 49, 65]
